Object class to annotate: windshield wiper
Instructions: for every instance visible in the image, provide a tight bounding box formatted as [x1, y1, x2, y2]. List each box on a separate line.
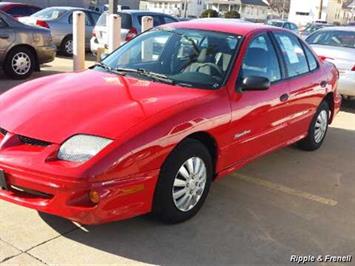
[114, 67, 176, 85]
[90, 62, 123, 74]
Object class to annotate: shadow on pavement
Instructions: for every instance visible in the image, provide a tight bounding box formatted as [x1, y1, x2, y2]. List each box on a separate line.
[38, 126, 355, 265]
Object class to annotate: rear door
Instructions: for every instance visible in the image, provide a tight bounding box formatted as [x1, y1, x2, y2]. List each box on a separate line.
[272, 31, 324, 140]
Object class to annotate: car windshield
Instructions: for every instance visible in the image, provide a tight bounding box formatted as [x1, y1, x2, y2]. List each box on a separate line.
[32, 8, 66, 20]
[306, 30, 355, 48]
[98, 28, 241, 89]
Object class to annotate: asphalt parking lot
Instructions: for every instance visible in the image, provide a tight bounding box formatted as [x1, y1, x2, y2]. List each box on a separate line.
[0, 58, 355, 265]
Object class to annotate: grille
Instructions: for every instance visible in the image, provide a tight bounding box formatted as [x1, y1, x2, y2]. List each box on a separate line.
[18, 135, 51, 147]
[0, 128, 7, 136]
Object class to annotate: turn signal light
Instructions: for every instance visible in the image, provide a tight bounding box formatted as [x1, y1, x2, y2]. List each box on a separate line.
[89, 190, 100, 204]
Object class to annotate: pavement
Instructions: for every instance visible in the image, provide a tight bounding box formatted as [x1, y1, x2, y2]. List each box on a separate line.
[0, 57, 355, 265]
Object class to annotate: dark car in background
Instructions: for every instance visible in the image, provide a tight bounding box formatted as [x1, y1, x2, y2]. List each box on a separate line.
[90, 10, 179, 55]
[266, 19, 299, 34]
[0, 11, 56, 79]
[0, 2, 41, 19]
[19, 7, 100, 56]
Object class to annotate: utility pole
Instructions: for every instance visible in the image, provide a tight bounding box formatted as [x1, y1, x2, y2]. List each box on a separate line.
[183, 0, 188, 18]
[282, 0, 286, 20]
[109, 0, 118, 15]
[318, 0, 323, 20]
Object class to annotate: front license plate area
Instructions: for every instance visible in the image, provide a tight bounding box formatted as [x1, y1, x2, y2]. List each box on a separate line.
[0, 170, 9, 190]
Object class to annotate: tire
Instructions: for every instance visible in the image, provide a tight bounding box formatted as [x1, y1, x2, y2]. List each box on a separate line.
[153, 139, 213, 224]
[298, 101, 330, 151]
[60, 36, 73, 57]
[3, 47, 35, 79]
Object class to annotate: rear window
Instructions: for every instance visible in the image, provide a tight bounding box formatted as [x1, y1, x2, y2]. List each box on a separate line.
[267, 21, 283, 27]
[32, 8, 66, 20]
[306, 30, 355, 48]
[96, 12, 132, 29]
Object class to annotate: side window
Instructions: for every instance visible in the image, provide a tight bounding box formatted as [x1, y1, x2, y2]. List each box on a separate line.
[241, 34, 281, 82]
[7, 6, 27, 16]
[90, 12, 100, 25]
[69, 13, 91, 25]
[152, 15, 164, 26]
[0, 17, 7, 28]
[303, 45, 318, 71]
[274, 32, 309, 77]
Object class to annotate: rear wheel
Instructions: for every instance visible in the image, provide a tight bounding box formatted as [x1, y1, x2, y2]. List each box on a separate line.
[298, 101, 330, 151]
[60, 36, 73, 57]
[3, 47, 35, 79]
[153, 139, 213, 223]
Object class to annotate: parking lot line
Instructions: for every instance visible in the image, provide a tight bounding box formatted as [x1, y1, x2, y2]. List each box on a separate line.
[232, 173, 338, 206]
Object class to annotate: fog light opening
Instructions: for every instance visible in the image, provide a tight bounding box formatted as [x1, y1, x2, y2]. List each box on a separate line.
[89, 190, 100, 204]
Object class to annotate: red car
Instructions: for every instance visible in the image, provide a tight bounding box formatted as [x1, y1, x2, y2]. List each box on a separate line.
[0, 2, 41, 18]
[0, 20, 341, 224]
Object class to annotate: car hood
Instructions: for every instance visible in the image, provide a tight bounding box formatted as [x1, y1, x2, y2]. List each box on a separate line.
[0, 70, 208, 144]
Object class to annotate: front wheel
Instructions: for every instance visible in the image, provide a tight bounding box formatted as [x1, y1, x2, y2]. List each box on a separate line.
[153, 139, 213, 223]
[298, 101, 330, 151]
[3, 47, 35, 79]
[60, 36, 73, 57]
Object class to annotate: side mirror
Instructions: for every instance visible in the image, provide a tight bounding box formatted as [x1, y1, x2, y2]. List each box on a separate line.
[238, 76, 270, 92]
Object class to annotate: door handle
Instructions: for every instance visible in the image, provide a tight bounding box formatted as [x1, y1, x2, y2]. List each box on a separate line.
[0, 34, 9, 39]
[280, 93, 289, 102]
[320, 81, 328, 88]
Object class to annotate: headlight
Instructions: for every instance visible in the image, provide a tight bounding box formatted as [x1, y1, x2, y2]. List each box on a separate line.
[58, 135, 112, 162]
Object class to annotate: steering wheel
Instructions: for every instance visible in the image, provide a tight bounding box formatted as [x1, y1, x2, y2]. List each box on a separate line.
[196, 63, 224, 77]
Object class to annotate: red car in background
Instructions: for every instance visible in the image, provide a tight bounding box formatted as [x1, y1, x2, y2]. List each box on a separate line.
[0, 20, 341, 225]
[0, 2, 41, 19]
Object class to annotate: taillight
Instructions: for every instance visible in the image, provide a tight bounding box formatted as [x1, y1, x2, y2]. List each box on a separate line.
[92, 29, 96, 38]
[36, 20, 49, 29]
[125, 27, 137, 42]
[351, 65, 355, 71]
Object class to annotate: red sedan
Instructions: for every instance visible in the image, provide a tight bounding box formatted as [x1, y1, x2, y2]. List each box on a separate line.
[0, 20, 341, 224]
[0, 2, 41, 18]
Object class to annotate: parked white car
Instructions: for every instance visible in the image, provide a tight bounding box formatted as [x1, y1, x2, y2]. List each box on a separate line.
[306, 27, 355, 98]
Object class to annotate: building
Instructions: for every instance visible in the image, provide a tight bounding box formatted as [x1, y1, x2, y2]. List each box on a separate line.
[206, 0, 269, 21]
[342, 0, 355, 23]
[2, 0, 140, 10]
[288, 0, 329, 26]
[140, 0, 205, 17]
[268, 0, 290, 19]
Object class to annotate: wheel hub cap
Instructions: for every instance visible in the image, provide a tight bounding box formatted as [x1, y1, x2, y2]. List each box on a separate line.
[172, 157, 207, 212]
[314, 110, 328, 143]
[11, 52, 31, 75]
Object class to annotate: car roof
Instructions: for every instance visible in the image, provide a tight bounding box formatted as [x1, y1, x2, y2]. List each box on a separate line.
[317, 26, 355, 32]
[119, 9, 175, 16]
[0, 2, 39, 7]
[166, 19, 276, 36]
[42, 6, 94, 12]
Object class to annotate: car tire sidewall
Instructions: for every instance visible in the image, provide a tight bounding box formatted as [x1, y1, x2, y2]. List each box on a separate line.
[153, 139, 213, 223]
[4, 47, 35, 80]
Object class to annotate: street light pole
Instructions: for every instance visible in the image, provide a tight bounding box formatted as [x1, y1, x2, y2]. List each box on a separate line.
[282, 0, 286, 20]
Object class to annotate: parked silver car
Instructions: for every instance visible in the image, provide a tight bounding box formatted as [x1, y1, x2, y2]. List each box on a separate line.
[306, 27, 355, 97]
[90, 10, 178, 55]
[0, 11, 56, 79]
[19, 7, 100, 56]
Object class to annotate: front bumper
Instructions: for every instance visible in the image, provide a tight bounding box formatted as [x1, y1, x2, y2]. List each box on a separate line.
[0, 153, 159, 225]
[36, 44, 56, 65]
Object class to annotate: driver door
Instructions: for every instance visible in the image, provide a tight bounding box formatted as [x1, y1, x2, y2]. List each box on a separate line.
[225, 32, 291, 166]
